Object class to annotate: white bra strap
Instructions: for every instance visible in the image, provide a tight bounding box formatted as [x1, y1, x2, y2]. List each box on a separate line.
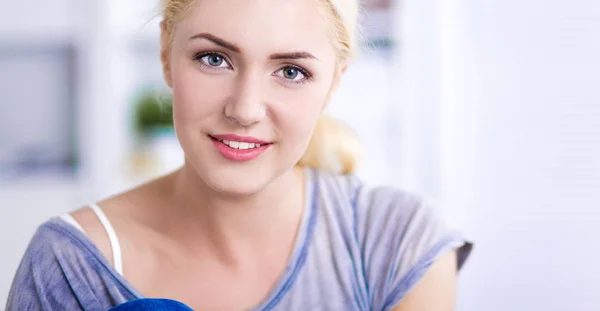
[59, 214, 85, 233]
[89, 204, 124, 275]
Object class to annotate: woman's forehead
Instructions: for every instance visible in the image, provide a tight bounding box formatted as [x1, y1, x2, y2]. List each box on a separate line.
[174, 0, 336, 58]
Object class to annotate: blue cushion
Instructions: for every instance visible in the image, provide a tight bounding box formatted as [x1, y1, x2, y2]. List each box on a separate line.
[108, 298, 194, 311]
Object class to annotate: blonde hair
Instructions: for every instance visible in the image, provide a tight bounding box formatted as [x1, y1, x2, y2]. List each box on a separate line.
[161, 0, 362, 174]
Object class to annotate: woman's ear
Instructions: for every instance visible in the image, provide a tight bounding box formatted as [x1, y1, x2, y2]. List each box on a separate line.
[330, 62, 348, 93]
[323, 62, 348, 112]
[160, 20, 173, 88]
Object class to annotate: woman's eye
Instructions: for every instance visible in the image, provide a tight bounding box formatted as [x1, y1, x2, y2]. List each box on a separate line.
[277, 66, 306, 81]
[198, 53, 229, 68]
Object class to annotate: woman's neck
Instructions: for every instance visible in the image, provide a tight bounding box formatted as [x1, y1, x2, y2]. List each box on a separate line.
[151, 165, 308, 264]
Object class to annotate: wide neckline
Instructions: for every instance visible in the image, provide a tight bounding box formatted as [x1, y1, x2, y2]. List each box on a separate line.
[52, 167, 320, 310]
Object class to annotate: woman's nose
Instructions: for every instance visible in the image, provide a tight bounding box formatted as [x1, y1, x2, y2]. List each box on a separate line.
[224, 75, 267, 127]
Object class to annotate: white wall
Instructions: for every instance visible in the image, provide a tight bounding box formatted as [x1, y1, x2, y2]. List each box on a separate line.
[394, 1, 600, 310]
[0, 0, 77, 42]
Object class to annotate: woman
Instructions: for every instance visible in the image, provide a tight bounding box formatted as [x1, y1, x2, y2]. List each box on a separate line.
[7, 0, 472, 310]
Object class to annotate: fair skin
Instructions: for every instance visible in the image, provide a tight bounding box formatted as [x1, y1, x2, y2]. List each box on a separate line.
[72, 0, 458, 310]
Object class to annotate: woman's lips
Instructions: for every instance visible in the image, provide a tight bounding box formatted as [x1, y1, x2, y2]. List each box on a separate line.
[210, 134, 270, 145]
[209, 134, 271, 162]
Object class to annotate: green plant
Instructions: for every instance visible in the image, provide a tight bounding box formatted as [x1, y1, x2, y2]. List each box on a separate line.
[133, 90, 174, 136]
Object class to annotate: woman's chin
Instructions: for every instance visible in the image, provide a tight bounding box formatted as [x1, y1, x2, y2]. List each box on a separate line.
[210, 178, 266, 198]
[181, 150, 296, 198]
[200, 166, 274, 198]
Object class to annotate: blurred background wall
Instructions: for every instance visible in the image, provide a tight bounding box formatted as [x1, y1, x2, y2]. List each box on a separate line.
[1, 0, 599, 310]
[434, 2, 600, 310]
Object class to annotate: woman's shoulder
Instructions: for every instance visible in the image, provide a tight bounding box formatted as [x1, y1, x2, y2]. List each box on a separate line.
[6, 215, 135, 310]
[6, 218, 94, 307]
[14, 215, 111, 277]
[311, 169, 472, 309]
[311, 168, 426, 217]
[24, 217, 88, 260]
[311, 169, 453, 251]
[313, 168, 470, 248]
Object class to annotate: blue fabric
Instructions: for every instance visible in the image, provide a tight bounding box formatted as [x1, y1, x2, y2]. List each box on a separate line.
[109, 299, 194, 311]
[6, 168, 473, 311]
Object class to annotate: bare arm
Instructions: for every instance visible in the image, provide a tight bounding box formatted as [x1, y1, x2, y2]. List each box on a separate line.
[391, 250, 458, 311]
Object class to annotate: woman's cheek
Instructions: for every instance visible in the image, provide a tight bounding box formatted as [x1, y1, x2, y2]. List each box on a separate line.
[173, 69, 229, 123]
[274, 93, 324, 144]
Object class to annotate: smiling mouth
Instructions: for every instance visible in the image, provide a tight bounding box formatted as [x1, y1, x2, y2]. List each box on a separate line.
[209, 135, 271, 150]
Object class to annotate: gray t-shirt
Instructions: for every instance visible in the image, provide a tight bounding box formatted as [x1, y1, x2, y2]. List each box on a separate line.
[6, 169, 472, 311]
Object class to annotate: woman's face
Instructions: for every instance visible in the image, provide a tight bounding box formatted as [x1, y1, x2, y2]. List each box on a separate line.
[165, 0, 343, 195]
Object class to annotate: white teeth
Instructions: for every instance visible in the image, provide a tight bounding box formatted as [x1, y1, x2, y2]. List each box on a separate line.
[218, 139, 263, 149]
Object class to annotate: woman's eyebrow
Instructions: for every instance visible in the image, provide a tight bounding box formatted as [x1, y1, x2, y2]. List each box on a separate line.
[269, 52, 319, 61]
[189, 33, 319, 61]
[189, 33, 241, 53]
